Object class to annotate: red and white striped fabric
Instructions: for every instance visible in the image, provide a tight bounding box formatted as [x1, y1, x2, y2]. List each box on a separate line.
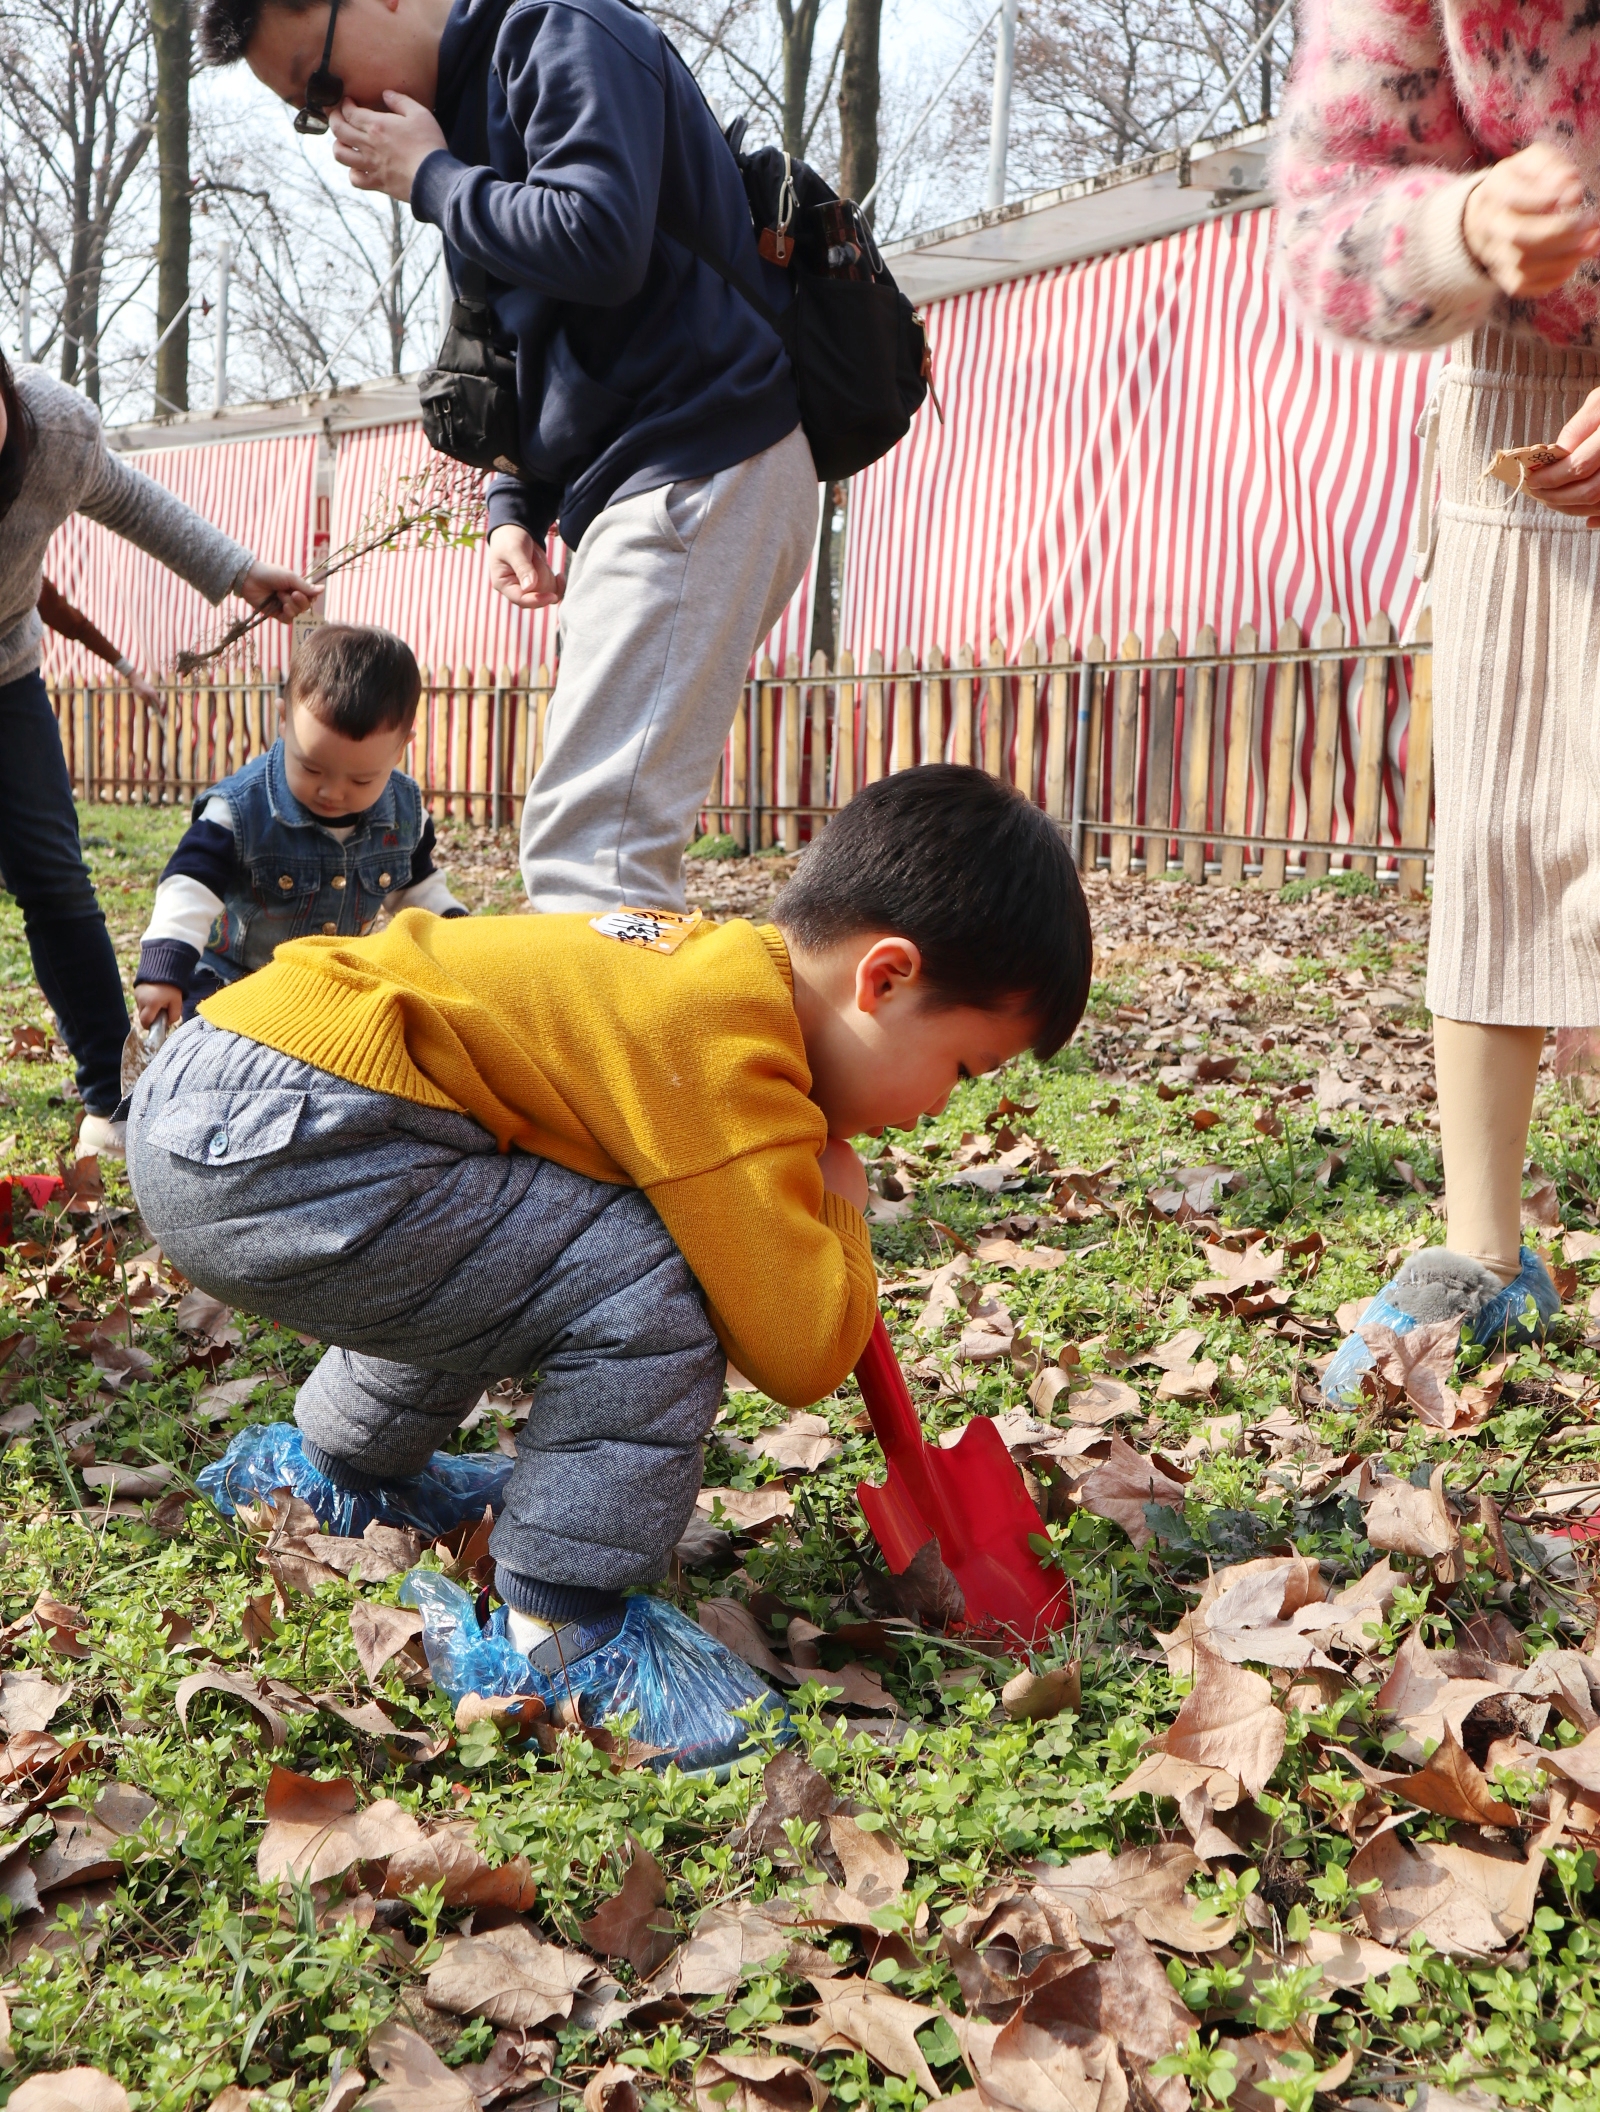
[40, 433, 318, 682]
[844, 207, 1442, 844]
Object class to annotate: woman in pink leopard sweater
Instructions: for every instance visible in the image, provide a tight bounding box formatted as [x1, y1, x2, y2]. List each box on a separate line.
[1277, 5, 1600, 1394]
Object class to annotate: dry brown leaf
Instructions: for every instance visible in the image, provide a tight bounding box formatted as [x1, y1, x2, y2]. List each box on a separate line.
[426, 1922, 598, 2029]
[696, 1599, 799, 1686]
[1023, 1920, 1194, 2110]
[583, 2064, 642, 2112]
[1372, 1630, 1506, 1760]
[381, 1817, 539, 1912]
[1031, 1842, 1235, 1953]
[81, 1463, 176, 1500]
[1352, 1818, 1546, 1953]
[174, 1669, 305, 1748]
[0, 1673, 68, 1735]
[804, 1975, 939, 2095]
[8, 2071, 132, 2112]
[1524, 1176, 1562, 1230]
[579, 1836, 676, 1976]
[1346, 1726, 1519, 1826]
[696, 1486, 794, 1534]
[653, 1897, 803, 1997]
[240, 1593, 277, 1652]
[33, 1594, 89, 1660]
[315, 2072, 369, 2112]
[735, 1748, 840, 1861]
[1002, 1663, 1080, 1722]
[1147, 1648, 1285, 1799]
[804, 1812, 912, 1934]
[1193, 1240, 1284, 1299]
[456, 2029, 555, 2108]
[861, 1538, 967, 1623]
[812, 1660, 898, 1713]
[751, 1413, 842, 1474]
[1365, 1466, 1462, 1566]
[361, 2018, 476, 2112]
[951, 2012, 1125, 2112]
[348, 1601, 425, 1683]
[1069, 1436, 1189, 1548]
[1358, 1321, 1472, 1428]
[31, 1810, 122, 1895]
[693, 2052, 825, 2112]
[174, 1288, 242, 1344]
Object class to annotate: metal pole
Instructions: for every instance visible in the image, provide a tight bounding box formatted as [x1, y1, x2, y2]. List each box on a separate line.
[1186, 0, 1290, 148]
[1069, 667, 1092, 870]
[984, 0, 1020, 213]
[19, 285, 31, 363]
[214, 243, 230, 413]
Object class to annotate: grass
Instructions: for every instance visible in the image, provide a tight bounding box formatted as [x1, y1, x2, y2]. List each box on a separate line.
[2, 809, 1600, 2107]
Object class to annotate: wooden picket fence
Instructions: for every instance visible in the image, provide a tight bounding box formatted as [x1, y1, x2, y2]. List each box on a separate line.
[47, 610, 1436, 888]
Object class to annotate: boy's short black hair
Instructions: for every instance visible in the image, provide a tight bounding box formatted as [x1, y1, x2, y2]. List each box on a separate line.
[197, 0, 315, 67]
[772, 763, 1092, 1059]
[285, 625, 422, 740]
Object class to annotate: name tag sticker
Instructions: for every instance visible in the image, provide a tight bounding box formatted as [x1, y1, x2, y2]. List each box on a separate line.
[589, 906, 704, 954]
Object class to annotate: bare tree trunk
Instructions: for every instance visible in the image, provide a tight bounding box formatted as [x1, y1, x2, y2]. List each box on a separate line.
[61, 125, 97, 390]
[773, 0, 822, 157]
[836, 0, 881, 208]
[152, 0, 191, 413]
[385, 199, 406, 376]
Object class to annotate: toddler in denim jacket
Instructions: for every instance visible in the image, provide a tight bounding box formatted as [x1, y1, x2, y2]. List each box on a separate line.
[135, 625, 464, 1024]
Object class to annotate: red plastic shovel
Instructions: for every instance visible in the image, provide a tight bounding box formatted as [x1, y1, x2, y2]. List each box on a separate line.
[853, 1314, 1070, 1643]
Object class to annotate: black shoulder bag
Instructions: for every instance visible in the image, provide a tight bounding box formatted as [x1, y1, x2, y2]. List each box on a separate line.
[417, 4, 523, 475]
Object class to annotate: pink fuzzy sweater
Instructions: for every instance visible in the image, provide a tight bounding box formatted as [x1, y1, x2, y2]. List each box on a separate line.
[1275, 0, 1600, 349]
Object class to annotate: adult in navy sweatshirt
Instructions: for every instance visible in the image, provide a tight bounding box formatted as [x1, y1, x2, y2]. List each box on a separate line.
[201, 0, 820, 914]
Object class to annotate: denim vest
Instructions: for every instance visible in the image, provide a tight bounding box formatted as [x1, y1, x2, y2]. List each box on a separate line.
[197, 741, 427, 984]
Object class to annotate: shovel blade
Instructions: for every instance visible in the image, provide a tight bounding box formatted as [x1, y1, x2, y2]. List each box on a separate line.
[925, 1415, 1070, 1640]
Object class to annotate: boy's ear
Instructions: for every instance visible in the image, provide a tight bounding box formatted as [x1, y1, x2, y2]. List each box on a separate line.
[853, 935, 922, 1016]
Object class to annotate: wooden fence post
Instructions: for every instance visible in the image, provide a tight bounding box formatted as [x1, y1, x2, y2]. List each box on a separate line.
[1083, 635, 1107, 870]
[1181, 624, 1217, 883]
[834, 649, 856, 810]
[1351, 611, 1394, 880]
[923, 645, 946, 770]
[730, 672, 750, 848]
[757, 655, 775, 846]
[893, 646, 915, 775]
[1259, 617, 1301, 891]
[1305, 616, 1343, 882]
[864, 649, 886, 785]
[952, 645, 975, 768]
[1399, 607, 1434, 899]
[1045, 659, 1069, 824]
[1109, 632, 1141, 880]
[1220, 625, 1258, 887]
[982, 639, 1006, 779]
[809, 649, 830, 825]
[1144, 629, 1177, 880]
[783, 653, 802, 851]
[1014, 637, 1040, 803]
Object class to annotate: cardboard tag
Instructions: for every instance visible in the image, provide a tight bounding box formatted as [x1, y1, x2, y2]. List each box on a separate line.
[589, 906, 704, 954]
[1484, 442, 1568, 492]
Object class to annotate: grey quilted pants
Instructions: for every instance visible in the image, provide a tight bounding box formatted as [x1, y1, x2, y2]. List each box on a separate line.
[125, 1018, 724, 1593]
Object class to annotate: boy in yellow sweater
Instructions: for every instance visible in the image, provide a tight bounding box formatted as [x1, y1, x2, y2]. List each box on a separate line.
[125, 766, 1091, 1769]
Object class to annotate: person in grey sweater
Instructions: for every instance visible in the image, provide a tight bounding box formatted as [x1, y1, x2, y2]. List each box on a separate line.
[0, 349, 315, 1155]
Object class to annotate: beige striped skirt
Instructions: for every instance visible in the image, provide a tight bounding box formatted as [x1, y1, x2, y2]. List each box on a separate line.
[1427, 325, 1600, 1026]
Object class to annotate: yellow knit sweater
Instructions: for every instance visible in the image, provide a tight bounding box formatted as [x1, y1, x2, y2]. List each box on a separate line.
[200, 910, 877, 1406]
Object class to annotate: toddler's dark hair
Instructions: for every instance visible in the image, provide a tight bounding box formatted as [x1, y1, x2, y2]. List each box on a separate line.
[286, 625, 421, 740]
[772, 764, 1092, 1058]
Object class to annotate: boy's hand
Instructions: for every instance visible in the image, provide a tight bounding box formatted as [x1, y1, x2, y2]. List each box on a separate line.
[1462, 143, 1600, 298]
[135, 982, 184, 1031]
[330, 93, 448, 202]
[488, 526, 565, 609]
[819, 1136, 869, 1212]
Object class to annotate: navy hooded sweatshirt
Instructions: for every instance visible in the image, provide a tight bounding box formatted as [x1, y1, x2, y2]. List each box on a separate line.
[410, 0, 804, 549]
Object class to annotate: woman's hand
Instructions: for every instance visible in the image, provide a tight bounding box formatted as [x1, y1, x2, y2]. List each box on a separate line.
[819, 1136, 869, 1212]
[329, 94, 448, 201]
[488, 525, 565, 610]
[1463, 143, 1600, 298]
[237, 562, 318, 621]
[135, 982, 184, 1031]
[1523, 385, 1600, 523]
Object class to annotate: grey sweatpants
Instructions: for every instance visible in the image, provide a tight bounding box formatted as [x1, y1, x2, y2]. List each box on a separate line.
[125, 1020, 724, 1593]
[520, 424, 819, 913]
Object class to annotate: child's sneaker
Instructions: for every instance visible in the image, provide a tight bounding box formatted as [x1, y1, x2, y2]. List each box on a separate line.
[400, 1569, 791, 1777]
[1321, 1246, 1560, 1407]
[196, 1421, 512, 1538]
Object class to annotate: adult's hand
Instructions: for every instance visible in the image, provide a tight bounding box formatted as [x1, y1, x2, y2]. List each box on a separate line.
[125, 668, 161, 708]
[237, 562, 318, 622]
[488, 525, 565, 610]
[818, 1136, 869, 1213]
[330, 93, 448, 202]
[1462, 142, 1600, 298]
[1524, 385, 1600, 523]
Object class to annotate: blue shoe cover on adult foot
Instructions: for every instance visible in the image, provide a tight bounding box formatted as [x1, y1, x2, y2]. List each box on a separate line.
[1321, 1245, 1559, 1407]
[400, 1569, 791, 1777]
[196, 1421, 512, 1538]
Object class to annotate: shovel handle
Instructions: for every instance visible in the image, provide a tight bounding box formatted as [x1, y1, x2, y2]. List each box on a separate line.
[854, 1313, 925, 1464]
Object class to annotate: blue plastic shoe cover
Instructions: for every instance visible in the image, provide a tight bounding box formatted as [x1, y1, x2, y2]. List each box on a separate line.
[399, 1569, 791, 1776]
[1321, 1244, 1558, 1406]
[196, 1421, 512, 1538]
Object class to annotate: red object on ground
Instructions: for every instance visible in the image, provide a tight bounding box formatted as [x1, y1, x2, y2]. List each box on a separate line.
[853, 1313, 1070, 1643]
[0, 1174, 66, 1246]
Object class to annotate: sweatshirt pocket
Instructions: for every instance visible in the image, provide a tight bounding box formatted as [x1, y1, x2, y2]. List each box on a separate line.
[535, 336, 633, 472]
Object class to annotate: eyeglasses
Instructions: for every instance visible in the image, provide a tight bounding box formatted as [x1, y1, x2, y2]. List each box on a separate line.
[293, 0, 344, 133]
